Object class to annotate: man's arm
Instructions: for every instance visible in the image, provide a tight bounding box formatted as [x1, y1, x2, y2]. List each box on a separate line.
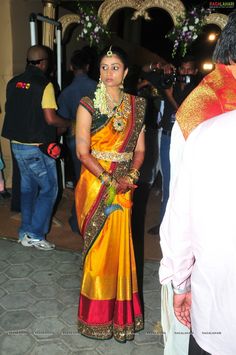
[159, 132, 195, 316]
[164, 86, 179, 111]
[169, 121, 186, 191]
[42, 83, 70, 129]
[43, 108, 70, 128]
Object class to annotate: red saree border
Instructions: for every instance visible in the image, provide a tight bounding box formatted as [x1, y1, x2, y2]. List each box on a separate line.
[78, 292, 143, 324]
[78, 292, 144, 342]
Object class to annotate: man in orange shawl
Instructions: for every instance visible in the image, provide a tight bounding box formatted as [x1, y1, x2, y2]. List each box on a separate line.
[160, 10, 236, 355]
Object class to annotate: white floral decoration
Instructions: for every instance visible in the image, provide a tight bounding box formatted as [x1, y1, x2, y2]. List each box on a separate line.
[77, 2, 111, 48]
[166, 7, 212, 58]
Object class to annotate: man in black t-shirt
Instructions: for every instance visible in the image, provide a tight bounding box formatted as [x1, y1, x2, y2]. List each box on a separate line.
[2, 45, 70, 250]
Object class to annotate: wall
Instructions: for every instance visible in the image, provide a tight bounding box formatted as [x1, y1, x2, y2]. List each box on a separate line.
[0, 0, 42, 187]
[0, 0, 14, 187]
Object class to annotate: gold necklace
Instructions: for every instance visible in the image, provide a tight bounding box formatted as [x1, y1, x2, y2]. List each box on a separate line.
[109, 94, 131, 132]
[106, 91, 123, 108]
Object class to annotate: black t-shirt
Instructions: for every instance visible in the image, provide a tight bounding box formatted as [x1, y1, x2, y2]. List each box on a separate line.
[137, 85, 162, 128]
[161, 80, 198, 132]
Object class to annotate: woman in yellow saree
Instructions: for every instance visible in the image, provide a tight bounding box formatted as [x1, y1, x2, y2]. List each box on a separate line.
[75, 46, 146, 342]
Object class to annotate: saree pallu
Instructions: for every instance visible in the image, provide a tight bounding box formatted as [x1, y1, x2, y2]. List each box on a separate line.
[75, 94, 146, 342]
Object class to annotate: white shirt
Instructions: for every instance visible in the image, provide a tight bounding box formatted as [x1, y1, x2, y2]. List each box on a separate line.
[159, 110, 236, 355]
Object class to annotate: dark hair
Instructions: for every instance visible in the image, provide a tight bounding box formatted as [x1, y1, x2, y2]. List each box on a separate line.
[70, 49, 92, 71]
[213, 10, 236, 64]
[179, 55, 198, 69]
[98, 45, 129, 69]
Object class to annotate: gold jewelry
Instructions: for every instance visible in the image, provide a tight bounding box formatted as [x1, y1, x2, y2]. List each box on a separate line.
[111, 94, 131, 132]
[106, 46, 113, 57]
[98, 171, 113, 186]
[106, 90, 123, 108]
[127, 168, 140, 183]
[91, 150, 133, 162]
[125, 175, 134, 185]
[93, 78, 131, 133]
[119, 79, 124, 90]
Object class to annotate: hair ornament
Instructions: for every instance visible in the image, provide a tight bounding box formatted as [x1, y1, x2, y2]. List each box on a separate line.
[106, 46, 113, 57]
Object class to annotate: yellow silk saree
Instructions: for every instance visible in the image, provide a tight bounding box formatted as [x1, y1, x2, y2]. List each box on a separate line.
[75, 94, 146, 342]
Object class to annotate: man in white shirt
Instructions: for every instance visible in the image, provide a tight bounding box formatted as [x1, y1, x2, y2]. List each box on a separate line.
[159, 110, 236, 355]
[158, 10, 236, 355]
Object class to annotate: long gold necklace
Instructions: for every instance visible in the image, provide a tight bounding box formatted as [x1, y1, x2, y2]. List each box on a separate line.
[106, 93, 131, 132]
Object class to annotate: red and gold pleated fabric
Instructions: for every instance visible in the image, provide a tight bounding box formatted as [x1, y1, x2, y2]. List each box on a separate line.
[176, 64, 236, 139]
[75, 94, 146, 342]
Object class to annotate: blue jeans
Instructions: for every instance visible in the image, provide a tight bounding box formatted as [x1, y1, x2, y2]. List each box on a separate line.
[12, 143, 58, 240]
[160, 132, 171, 222]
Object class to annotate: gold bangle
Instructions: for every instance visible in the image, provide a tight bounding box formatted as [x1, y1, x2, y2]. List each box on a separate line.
[125, 175, 134, 185]
[127, 168, 140, 183]
[98, 171, 113, 186]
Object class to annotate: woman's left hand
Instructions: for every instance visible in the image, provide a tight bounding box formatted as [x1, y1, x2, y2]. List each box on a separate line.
[116, 176, 137, 194]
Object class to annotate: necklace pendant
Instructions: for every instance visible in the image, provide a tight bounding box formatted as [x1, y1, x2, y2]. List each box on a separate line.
[112, 116, 127, 132]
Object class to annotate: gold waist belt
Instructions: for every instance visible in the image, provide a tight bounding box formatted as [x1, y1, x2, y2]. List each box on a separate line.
[91, 150, 133, 162]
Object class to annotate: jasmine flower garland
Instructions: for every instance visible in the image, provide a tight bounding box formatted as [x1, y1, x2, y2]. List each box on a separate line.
[166, 7, 212, 58]
[77, 2, 111, 48]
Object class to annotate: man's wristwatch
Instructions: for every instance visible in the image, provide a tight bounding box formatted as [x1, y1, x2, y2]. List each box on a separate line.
[171, 281, 191, 294]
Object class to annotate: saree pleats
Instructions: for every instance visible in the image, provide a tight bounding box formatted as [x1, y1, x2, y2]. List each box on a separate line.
[76, 95, 146, 342]
[78, 196, 143, 341]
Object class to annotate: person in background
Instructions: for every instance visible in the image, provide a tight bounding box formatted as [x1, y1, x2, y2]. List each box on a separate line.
[75, 45, 146, 342]
[57, 48, 97, 233]
[137, 77, 163, 187]
[146, 56, 199, 235]
[160, 10, 236, 355]
[2, 45, 70, 250]
[9, 46, 61, 214]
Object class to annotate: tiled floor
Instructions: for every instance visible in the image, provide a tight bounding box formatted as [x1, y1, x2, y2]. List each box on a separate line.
[0, 238, 164, 355]
[0, 184, 163, 261]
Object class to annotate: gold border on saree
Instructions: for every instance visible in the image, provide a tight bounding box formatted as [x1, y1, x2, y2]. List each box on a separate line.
[91, 149, 133, 162]
[78, 315, 144, 342]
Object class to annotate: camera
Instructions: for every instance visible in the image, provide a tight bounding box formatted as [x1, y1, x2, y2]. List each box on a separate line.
[141, 69, 196, 91]
[159, 71, 176, 89]
[158, 72, 195, 89]
[176, 75, 194, 84]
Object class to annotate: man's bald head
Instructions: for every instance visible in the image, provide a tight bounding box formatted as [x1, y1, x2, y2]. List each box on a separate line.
[27, 45, 48, 61]
[26, 45, 49, 72]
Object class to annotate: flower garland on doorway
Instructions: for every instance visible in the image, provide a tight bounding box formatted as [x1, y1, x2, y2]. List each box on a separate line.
[166, 6, 212, 58]
[77, 1, 111, 48]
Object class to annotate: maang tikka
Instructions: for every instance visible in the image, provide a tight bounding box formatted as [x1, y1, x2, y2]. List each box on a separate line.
[106, 46, 113, 57]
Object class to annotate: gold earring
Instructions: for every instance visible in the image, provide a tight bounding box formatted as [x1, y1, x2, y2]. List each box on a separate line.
[119, 79, 124, 90]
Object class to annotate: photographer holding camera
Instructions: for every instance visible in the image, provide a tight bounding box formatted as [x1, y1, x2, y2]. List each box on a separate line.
[144, 56, 199, 234]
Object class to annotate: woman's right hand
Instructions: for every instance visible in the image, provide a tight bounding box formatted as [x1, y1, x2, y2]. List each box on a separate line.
[115, 176, 137, 194]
